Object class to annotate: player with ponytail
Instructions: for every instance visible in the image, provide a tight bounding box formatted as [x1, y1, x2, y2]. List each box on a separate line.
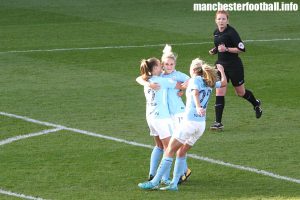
[137, 57, 182, 183]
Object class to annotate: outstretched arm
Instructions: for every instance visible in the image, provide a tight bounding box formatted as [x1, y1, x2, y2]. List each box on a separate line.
[136, 76, 160, 90]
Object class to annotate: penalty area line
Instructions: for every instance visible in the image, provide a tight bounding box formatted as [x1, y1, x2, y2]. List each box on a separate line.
[0, 126, 62, 199]
[0, 111, 300, 185]
[0, 188, 47, 200]
[0, 127, 63, 146]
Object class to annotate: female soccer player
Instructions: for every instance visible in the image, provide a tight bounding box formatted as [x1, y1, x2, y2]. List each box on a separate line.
[138, 59, 227, 191]
[209, 10, 262, 130]
[136, 45, 191, 184]
[137, 57, 181, 183]
[160, 45, 191, 184]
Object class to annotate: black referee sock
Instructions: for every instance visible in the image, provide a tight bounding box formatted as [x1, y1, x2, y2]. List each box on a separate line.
[215, 96, 225, 123]
[242, 89, 259, 107]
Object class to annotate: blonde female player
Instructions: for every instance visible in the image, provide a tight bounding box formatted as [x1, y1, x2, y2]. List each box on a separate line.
[138, 59, 227, 191]
[136, 45, 191, 184]
[160, 45, 191, 184]
[137, 57, 181, 183]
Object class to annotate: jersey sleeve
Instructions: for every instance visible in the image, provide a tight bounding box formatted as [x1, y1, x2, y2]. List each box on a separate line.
[214, 81, 222, 88]
[176, 71, 190, 82]
[189, 78, 201, 91]
[230, 28, 246, 52]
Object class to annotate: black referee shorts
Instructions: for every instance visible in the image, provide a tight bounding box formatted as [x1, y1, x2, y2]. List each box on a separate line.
[224, 66, 245, 87]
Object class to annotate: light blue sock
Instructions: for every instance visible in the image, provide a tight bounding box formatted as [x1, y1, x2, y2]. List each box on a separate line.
[171, 157, 185, 186]
[161, 164, 171, 181]
[150, 157, 173, 185]
[149, 146, 163, 176]
[183, 156, 188, 175]
[161, 150, 171, 181]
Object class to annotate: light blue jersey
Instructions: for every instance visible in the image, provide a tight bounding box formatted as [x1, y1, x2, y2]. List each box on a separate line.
[144, 76, 176, 119]
[185, 76, 221, 122]
[162, 70, 190, 115]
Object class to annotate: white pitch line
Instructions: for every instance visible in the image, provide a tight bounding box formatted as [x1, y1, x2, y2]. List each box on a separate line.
[0, 127, 63, 146]
[63, 127, 153, 149]
[0, 38, 299, 54]
[0, 188, 46, 200]
[0, 111, 300, 185]
[0, 112, 65, 129]
[0, 126, 61, 199]
[188, 154, 300, 184]
[0, 42, 211, 54]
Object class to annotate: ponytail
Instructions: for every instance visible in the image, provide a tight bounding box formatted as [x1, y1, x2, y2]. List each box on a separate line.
[202, 64, 218, 88]
[190, 58, 217, 88]
[140, 58, 160, 81]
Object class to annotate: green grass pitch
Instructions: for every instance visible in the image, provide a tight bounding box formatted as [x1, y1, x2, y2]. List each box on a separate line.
[0, 0, 299, 199]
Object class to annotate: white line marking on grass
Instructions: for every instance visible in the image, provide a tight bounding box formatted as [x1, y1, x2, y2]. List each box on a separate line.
[1, 111, 300, 185]
[0, 127, 63, 146]
[0, 38, 299, 54]
[0, 188, 46, 200]
[62, 127, 153, 149]
[188, 154, 300, 184]
[0, 112, 65, 128]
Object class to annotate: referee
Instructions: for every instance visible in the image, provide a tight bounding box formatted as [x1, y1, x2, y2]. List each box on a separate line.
[209, 10, 262, 130]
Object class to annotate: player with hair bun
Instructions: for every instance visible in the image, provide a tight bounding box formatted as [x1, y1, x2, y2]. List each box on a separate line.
[160, 44, 192, 184]
[209, 10, 262, 131]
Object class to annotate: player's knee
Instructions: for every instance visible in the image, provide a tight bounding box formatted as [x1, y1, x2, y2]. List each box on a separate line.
[165, 147, 176, 157]
[176, 150, 186, 158]
[236, 91, 244, 97]
[236, 90, 245, 97]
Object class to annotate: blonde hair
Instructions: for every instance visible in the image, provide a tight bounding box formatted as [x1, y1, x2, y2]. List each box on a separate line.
[215, 10, 229, 20]
[190, 58, 218, 88]
[140, 57, 160, 81]
[161, 44, 177, 64]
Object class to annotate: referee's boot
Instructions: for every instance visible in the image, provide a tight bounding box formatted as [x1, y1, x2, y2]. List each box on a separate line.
[254, 100, 262, 119]
[210, 122, 224, 131]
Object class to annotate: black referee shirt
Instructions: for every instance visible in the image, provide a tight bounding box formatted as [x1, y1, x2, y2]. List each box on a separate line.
[213, 24, 246, 68]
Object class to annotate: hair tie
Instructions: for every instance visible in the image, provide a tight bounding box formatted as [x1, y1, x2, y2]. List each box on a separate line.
[197, 67, 203, 73]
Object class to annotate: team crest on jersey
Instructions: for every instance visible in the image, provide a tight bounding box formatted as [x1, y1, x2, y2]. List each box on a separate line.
[238, 42, 245, 49]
